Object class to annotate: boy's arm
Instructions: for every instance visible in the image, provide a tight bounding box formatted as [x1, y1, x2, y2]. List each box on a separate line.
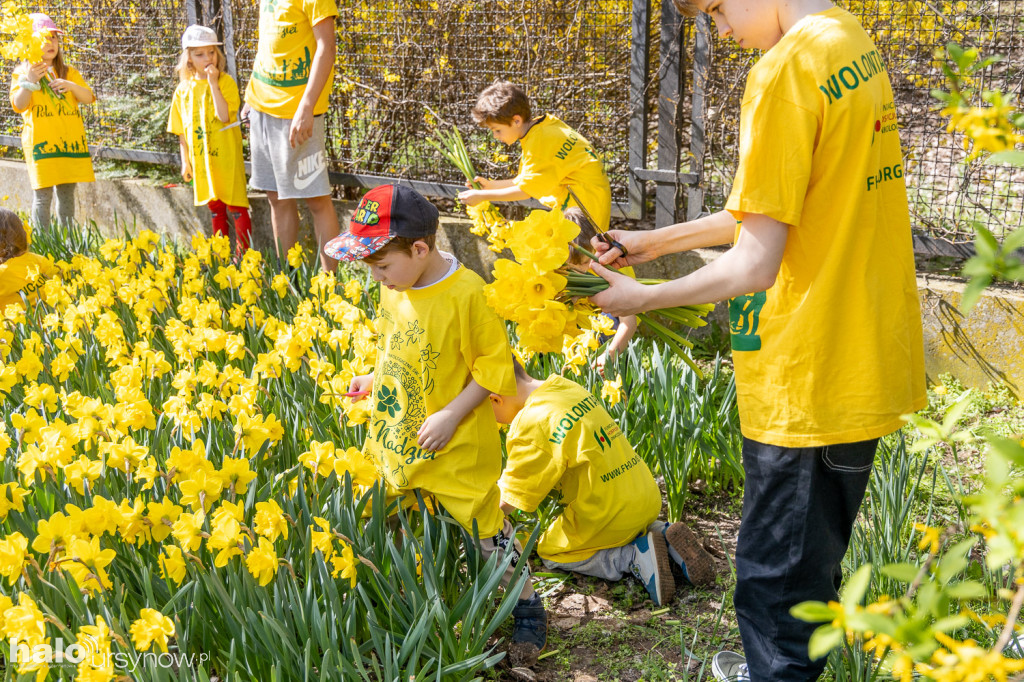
[589, 212, 789, 317]
[289, 18, 336, 148]
[459, 184, 531, 207]
[416, 378, 489, 452]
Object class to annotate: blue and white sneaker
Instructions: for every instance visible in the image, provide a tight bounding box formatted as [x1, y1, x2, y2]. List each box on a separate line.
[650, 520, 716, 588]
[628, 530, 675, 606]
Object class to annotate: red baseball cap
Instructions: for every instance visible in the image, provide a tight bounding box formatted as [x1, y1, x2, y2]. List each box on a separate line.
[324, 185, 439, 261]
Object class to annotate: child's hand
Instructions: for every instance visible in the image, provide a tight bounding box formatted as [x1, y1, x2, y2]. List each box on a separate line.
[181, 163, 193, 182]
[204, 63, 220, 81]
[593, 352, 608, 378]
[417, 410, 457, 452]
[25, 62, 48, 84]
[458, 189, 485, 207]
[48, 78, 70, 95]
[469, 176, 494, 190]
[348, 374, 374, 402]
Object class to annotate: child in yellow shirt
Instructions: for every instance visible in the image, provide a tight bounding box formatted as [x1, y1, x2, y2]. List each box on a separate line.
[459, 81, 612, 231]
[490, 361, 715, 607]
[325, 184, 546, 663]
[0, 208, 56, 311]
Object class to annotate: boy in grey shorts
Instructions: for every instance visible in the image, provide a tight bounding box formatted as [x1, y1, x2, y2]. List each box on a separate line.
[244, 0, 340, 271]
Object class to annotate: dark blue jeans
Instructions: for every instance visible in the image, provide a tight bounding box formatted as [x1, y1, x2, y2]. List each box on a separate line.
[734, 437, 879, 681]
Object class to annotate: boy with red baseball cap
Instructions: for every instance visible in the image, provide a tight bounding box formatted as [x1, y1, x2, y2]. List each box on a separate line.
[325, 184, 547, 664]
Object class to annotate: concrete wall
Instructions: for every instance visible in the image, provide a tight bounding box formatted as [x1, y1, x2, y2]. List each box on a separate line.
[1, 159, 1020, 393]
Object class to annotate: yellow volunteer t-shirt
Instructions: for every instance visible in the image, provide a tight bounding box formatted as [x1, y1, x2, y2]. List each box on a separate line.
[9, 66, 95, 190]
[168, 74, 249, 208]
[245, 0, 337, 119]
[0, 252, 57, 310]
[515, 115, 612, 231]
[499, 375, 661, 564]
[724, 7, 926, 447]
[364, 261, 515, 537]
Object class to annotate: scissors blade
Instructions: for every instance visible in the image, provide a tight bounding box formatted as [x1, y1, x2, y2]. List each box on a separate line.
[565, 186, 605, 234]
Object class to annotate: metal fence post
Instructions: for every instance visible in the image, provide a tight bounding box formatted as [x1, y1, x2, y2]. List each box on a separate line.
[656, 0, 685, 227]
[686, 12, 711, 221]
[627, 0, 652, 221]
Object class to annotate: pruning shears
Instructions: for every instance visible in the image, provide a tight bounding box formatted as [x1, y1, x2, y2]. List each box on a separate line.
[565, 187, 628, 258]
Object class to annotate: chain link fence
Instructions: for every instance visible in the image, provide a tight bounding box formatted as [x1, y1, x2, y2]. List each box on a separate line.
[2, 0, 1021, 242]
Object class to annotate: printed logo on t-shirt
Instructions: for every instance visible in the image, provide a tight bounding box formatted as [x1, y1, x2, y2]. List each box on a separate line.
[372, 355, 430, 488]
[729, 291, 767, 352]
[548, 394, 601, 445]
[253, 45, 312, 88]
[818, 49, 885, 106]
[594, 422, 622, 452]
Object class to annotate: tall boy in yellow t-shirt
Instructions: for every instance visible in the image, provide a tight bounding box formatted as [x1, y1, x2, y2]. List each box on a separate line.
[325, 184, 546, 663]
[490, 362, 715, 607]
[458, 81, 612, 231]
[589, 1, 926, 679]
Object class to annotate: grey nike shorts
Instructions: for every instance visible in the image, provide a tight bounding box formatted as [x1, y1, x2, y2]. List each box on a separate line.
[249, 108, 331, 200]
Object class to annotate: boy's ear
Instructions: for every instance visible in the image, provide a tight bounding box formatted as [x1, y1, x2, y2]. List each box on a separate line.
[412, 240, 431, 257]
[510, 114, 523, 127]
[488, 394, 503, 406]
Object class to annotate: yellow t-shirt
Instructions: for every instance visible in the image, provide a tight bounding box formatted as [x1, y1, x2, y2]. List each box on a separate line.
[9, 66, 95, 190]
[515, 115, 612, 231]
[167, 74, 249, 208]
[245, 0, 337, 119]
[724, 7, 926, 447]
[365, 261, 515, 537]
[0, 252, 57, 310]
[499, 375, 661, 563]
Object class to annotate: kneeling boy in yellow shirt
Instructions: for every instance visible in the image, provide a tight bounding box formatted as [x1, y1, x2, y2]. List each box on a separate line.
[490, 362, 715, 606]
[0, 208, 56, 312]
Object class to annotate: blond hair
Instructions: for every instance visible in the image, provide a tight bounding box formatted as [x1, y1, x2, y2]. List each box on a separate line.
[175, 45, 228, 84]
[672, 0, 701, 18]
[0, 209, 28, 265]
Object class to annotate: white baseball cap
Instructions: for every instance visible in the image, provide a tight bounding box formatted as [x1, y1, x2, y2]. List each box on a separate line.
[181, 24, 221, 49]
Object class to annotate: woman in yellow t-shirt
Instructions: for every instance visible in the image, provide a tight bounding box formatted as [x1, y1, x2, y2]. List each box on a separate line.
[8, 13, 96, 230]
[0, 209, 57, 312]
[167, 25, 251, 260]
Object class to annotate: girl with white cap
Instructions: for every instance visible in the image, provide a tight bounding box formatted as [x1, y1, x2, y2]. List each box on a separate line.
[167, 24, 251, 258]
[8, 12, 96, 230]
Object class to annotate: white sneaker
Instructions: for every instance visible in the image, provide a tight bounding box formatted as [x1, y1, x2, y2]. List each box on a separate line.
[628, 531, 675, 606]
[711, 651, 750, 681]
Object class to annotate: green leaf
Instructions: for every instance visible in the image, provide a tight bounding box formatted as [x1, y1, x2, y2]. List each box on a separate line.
[959, 275, 991, 315]
[986, 150, 1024, 167]
[944, 581, 987, 600]
[879, 562, 921, 584]
[841, 564, 873, 610]
[808, 625, 844, 661]
[790, 601, 840, 623]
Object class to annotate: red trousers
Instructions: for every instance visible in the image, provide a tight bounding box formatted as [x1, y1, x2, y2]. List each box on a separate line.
[208, 200, 251, 256]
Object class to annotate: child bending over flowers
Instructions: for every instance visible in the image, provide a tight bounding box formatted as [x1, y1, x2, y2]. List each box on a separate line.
[0, 208, 56, 311]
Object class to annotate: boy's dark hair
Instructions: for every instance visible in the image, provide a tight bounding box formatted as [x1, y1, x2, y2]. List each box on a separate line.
[472, 81, 532, 125]
[0, 208, 28, 266]
[563, 207, 600, 267]
[362, 234, 437, 264]
[512, 358, 531, 381]
[671, 0, 700, 18]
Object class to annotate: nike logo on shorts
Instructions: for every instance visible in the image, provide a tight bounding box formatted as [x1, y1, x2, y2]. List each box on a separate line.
[294, 151, 326, 190]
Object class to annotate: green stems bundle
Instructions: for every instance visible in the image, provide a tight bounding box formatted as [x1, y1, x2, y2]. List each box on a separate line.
[562, 245, 714, 375]
[428, 126, 480, 189]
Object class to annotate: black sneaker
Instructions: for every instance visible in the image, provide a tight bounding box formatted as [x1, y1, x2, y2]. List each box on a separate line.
[510, 594, 547, 665]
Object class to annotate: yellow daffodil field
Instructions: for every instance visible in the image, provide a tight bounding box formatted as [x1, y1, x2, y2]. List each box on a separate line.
[0, 224, 578, 680]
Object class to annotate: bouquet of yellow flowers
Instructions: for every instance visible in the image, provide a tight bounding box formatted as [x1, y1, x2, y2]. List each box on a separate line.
[483, 203, 713, 373]
[0, 2, 45, 64]
[428, 125, 511, 252]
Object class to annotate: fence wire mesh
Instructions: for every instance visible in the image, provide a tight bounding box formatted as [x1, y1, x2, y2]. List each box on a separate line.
[1, 0, 1021, 243]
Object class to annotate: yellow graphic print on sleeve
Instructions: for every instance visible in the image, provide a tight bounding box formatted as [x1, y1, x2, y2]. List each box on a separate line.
[364, 264, 515, 537]
[515, 115, 612, 231]
[9, 66, 95, 190]
[0, 253, 57, 310]
[167, 74, 249, 208]
[498, 375, 661, 564]
[723, 7, 926, 447]
[245, 0, 338, 119]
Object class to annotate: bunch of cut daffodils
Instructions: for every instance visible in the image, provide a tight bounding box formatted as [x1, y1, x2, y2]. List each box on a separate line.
[0, 2, 44, 64]
[483, 203, 712, 373]
[428, 125, 512, 251]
